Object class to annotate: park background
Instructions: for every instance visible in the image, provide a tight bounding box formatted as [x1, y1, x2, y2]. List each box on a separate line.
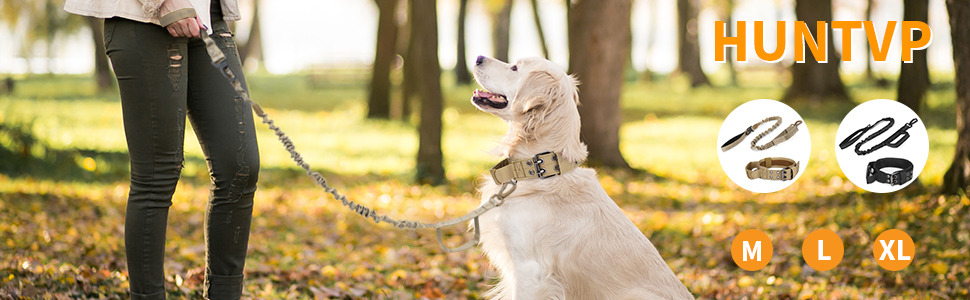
[1, 0, 969, 298]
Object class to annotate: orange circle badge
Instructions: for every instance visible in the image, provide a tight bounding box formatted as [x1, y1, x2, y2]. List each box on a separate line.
[872, 229, 915, 271]
[801, 229, 844, 272]
[731, 229, 773, 271]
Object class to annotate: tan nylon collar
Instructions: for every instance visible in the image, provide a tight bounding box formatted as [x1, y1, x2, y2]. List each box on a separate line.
[745, 157, 799, 181]
[490, 151, 580, 185]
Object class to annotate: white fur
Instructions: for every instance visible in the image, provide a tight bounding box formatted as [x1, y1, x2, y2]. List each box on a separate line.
[471, 56, 694, 300]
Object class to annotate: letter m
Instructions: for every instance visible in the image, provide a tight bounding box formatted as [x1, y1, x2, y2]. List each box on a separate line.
[743, 241, 762, 262]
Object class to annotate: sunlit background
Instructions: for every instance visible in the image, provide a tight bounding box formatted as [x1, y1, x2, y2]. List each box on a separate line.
[0, 0, 956, 75]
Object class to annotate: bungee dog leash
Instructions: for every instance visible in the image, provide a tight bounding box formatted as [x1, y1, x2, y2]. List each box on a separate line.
[721, 116, 802, 151]
[839, 117, 918, 155]
[197, 31, 584, 252]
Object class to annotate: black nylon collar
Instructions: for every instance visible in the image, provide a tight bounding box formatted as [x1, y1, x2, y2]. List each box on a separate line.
[866, 157, 914, 186]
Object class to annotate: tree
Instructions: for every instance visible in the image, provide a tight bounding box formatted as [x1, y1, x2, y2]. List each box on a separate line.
[2, 0, 84, 75]
[455, 0, 471, 85]
[864, 0, 876, 83]
[492, 0, 512, 62]
[781, 0, 850, 103]
[530, 0, 550, 59]
[407, 0, 446, 184]
[237, 0, 263, 67]
[897, 0, 930, 115]
[724, 0, 737, 86]
[943, 0, 970, 195]
[677, 0, 710, 87]
[84, 17, 112, 92]
[568, 0, 633, 169]
[641, 0, 659, 80]
[367, 0, 399, 119]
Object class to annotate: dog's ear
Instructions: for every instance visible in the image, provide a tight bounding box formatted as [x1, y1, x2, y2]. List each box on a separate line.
[515, 71, 565, 138]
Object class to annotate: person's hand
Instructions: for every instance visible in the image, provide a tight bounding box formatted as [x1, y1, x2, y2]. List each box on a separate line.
[159, 0, 204, 38]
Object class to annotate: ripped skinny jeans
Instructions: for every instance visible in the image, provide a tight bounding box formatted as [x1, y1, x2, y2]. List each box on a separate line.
[104, 16, 259, 300]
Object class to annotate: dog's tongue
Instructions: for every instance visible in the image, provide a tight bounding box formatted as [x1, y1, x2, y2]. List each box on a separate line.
[474, 90, 507, 103]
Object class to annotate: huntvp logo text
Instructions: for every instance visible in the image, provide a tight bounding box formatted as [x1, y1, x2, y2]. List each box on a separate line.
[713, 21, 932, 63]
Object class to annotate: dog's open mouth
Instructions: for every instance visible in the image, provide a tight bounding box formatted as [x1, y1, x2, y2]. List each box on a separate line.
[472, 90, 508, 109]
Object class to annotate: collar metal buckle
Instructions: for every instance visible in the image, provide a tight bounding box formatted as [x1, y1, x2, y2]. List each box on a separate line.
[533, 151, 560, 179]
[781, 167, 792, 181]
[889, 171, 911, 186]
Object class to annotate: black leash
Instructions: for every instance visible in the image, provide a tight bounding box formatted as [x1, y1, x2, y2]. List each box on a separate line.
[840, 117, 918, 155]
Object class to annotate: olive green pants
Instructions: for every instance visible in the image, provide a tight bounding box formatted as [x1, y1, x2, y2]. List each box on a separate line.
[104, 16, 259, 300]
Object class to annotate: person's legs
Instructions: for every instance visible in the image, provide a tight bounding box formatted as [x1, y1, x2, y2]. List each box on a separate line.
[105, 17, 189, 300]
[185, 20, 260, 300]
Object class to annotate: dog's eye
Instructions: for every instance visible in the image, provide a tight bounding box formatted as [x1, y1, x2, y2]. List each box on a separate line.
[511, 65, 517, 71]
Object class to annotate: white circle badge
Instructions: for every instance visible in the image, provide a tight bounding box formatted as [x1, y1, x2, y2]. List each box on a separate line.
[717, 99, 811, 193]
[834, 99, 928, 193]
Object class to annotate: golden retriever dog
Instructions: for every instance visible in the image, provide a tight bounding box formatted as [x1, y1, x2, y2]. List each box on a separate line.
[470, 55, 694, 300]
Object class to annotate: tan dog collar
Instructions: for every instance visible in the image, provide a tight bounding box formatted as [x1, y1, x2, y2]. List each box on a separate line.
[490, 151, 580, 185]
[746, 157, 799, 181]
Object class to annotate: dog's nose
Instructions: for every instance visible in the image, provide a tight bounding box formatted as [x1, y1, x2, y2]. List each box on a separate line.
[475, 55, 485, 66]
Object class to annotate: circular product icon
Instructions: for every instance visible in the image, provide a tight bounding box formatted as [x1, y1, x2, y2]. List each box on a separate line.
[834, 99, 928, 193]
[801, 229, 844, 272]
[717, 99, 811, 193]
[731, 229, 773, 271]
[872, 229, 915, 271]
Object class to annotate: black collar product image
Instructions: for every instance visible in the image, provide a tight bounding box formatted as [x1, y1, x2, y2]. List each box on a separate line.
[866, 157, 914, 186]
[721, 116, 803, 151]
[745, 157, 799, 181]
[840, 117, 918, 155]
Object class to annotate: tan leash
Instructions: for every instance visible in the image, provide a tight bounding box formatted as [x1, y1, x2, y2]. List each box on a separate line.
[721, 117, 803, 152]
[199, 31, 540, 252]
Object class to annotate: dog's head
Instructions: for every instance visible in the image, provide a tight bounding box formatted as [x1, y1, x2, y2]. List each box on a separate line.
[471, 56, 586, 162]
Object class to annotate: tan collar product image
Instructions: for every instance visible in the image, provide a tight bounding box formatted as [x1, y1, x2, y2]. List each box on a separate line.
[746, 157, 800, 181]
[716, 99, 811, 193]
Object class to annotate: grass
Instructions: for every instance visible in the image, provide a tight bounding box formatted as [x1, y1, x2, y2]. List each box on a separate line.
[1, 72, 968, 299]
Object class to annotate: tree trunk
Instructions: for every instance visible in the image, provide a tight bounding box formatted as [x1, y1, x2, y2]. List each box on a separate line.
[85, 17, 112, 92]
[368, 0, 399, 119]
[897, 0, 930, 116]
[568, 0, 633, 169]
[493, 0, 512, 62]
[398, 0, 412, 120]
[455, 0, 471, 85]
[865, 0, 875, 83]
[677, 0, 710, 87]
[943, 0, 970, 195]
[530, 0, 550, 59]
[237, 0, 263, 66]
[725, 0, 737, 86]
[408, 0, 446, 185]
[642, 0, 657, 80]
[782, 0, 850, 103]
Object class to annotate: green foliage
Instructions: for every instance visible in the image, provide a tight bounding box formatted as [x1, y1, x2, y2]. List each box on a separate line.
[1, 74, 967, 298]
[0, 0, 85, 72]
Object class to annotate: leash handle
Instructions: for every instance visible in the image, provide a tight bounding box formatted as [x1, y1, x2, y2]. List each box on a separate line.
[437, 217, 480, 253]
